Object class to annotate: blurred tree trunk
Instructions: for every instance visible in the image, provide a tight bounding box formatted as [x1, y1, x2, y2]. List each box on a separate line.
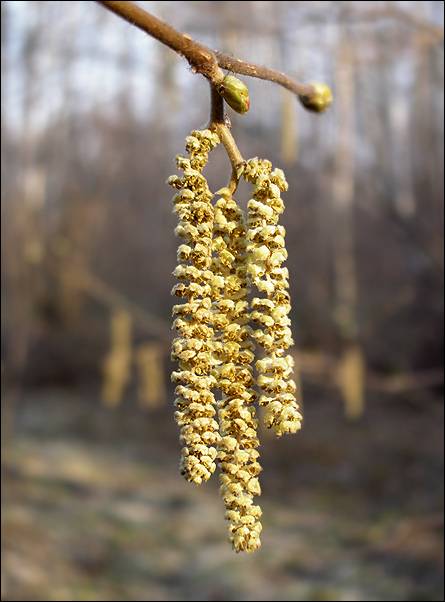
[153, 3, 179, 125]
[6, 2, 44, 387]
[332, 38, 357, 341]
[277, 3, 298, 166]
[280, 88, 298, 166]
[332, 34, 366, 419]
[411, 20, 444, 272]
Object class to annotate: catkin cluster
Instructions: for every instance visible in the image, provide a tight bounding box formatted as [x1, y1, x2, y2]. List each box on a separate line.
[169, 130, 302, 552]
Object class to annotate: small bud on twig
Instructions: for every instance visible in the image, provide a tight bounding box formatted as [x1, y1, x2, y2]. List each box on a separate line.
[219, 75, 250, 114]
[299, 82, 333, 113]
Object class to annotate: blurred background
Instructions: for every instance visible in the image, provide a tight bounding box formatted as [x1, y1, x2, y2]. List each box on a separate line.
[1, 1, 444, 600]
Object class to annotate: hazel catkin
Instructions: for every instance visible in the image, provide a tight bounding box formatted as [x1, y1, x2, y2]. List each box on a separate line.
[244, 158, 303, 437]
[211, 188, 262, 552]
[170, 129, 221, 485]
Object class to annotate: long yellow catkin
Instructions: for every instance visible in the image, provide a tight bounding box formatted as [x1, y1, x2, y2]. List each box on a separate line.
[244, 159, 303, 437]
[211, 188, 262, 553]
[169, 129, 221, 484]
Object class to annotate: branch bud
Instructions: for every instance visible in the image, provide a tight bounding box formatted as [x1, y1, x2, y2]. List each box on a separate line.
[219, 75, 250, 114]
[299, 82, 333, 113]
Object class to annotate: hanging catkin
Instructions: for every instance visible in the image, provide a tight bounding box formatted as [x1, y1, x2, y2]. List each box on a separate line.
[169, 132, 302, 552]
[244, 159, 303, 437]
[169, 129, 221, 485]
[211, 188, 262, 553]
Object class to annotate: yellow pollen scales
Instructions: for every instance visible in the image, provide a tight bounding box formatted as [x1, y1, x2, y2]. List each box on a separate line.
[170, 129, 221, 485]
[169, 132, 302, 552]
[244, 158, 303, 437]
[211, 191, 262, 552]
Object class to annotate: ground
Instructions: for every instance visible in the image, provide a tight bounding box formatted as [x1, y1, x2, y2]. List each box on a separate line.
[2, 387, 444, 601]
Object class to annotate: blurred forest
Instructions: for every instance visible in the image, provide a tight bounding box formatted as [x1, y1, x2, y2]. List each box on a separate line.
[1, 1, 444, 601]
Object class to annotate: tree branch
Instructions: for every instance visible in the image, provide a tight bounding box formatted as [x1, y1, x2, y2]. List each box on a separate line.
[97, 0, 224, 84]
[96, 0, 331, 111]
[214, 51, 313, 98]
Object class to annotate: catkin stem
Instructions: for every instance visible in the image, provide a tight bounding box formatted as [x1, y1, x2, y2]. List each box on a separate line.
[209, 84, 245, 194]
[217, 125, 244, 172]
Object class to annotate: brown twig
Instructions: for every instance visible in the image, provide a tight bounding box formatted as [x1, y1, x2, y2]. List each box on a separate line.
[209, 85, 244, 167]
[96, 0, 323, 108]
[208, 84, 244, 193]
[215, 51, 313, 98]
[97, 1, 224, 84]
[209, 83, 225, 125]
